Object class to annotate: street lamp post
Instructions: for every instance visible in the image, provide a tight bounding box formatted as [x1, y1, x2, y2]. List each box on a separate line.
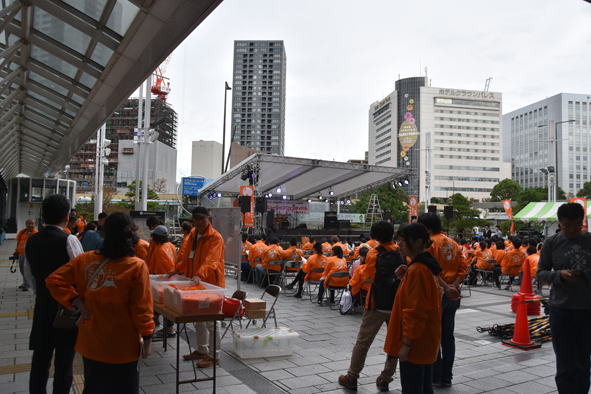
[221, 82, 232, 175]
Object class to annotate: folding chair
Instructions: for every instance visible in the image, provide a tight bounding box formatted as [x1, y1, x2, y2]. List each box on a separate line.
[245, 285, 281, 329]
[260, 260, 285, 288]
[247, 257, 262, 284]
[325, 271, 350, 310]
[221, 290, 247, 340]
[306, 268, 325, 303]
[282, 260, 302, 296]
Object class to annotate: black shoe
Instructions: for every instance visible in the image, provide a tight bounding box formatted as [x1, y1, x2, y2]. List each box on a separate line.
[293, 293, 302, 298]
[154, 328, 176, 339]
[433, 381, 452, 388]
[286, 283, 294, 290]
[376, 375, 392, 392]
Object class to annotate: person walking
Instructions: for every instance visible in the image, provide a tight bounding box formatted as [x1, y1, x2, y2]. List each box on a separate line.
[25, 195, 83, 394]
[338, 221, 403, 392]
[46, 212, 154, 394]
[538, 203, 591, 394]
[418, 213, 465, 388]
[172, 207, 225, 368]
[14, 219, 38, 291]
[79, 222, 104, 252]
[385, 223, 441, 394]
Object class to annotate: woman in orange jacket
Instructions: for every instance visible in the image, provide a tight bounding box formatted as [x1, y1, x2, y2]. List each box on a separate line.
[14, 219, 38, 291]
[317, 246, 348, 304]
[501, 238, 526, 289]
[45, 213, 154, 394]
[384, 223, 441, 394]
[287, 242, 326, 298]
[176, 221, 193, 265]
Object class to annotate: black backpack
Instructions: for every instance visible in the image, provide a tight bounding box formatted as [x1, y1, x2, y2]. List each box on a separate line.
[372, 246, 404, 311]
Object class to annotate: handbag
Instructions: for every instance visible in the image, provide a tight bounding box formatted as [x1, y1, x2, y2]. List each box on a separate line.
[339, 289, 353, 315]
[53, 258, 110, 329]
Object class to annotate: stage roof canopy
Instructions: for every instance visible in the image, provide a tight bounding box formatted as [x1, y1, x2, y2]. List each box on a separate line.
[0, 0, 221, 179]
[199, 154, 413, 200]
[514, 201, 591, 222]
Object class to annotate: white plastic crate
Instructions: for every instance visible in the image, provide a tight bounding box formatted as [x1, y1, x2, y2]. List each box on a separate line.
[163, 282, 225, 316]
[232, 327, 299, 359]
[149, 274, 193, 304]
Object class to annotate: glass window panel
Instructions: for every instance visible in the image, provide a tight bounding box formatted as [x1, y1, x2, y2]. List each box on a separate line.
[106, 1, 139, 35]
[28, 71, 68, 95]
[33, 8, 92, 55]
[30, 46, 77, 78]
[19, 178, 30, 202]
[62, 0, 108, 22]
[28, 90, 61, 110]
[90, 42, 113, 67]
[71, 93, 84, 104]
[79, 72, 97, 88]
[31, 179, 43, 202]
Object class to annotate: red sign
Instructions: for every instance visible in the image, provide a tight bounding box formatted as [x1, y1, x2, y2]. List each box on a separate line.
[408, 195, 419, 223]
[240, 185, 255, 228]
[570, 197, 588, 232]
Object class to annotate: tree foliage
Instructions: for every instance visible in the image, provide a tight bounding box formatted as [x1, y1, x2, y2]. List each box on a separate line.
[577, 182, 591, 198]
[122, 181, 160, 211]
[351, 184, 409, 223]
[446, 193, 490, 234]
[490, 178, 521, 202]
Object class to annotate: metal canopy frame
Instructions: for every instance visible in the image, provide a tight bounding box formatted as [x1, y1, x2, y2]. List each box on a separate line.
[199, 154, 413, 201]
[0, 0, 223, 179]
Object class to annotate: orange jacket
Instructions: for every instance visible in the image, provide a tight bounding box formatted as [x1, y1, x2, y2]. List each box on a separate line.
[177, 233, 192, 263]
[360, 241, 399, 309]
[349, 264, 371, 295]
[146, 242, 176, 274]
[334, 242, 350, 256]
[366, 239, 379, 248]
[494, 249, 506, 267]
[352, 243, 371, 260]
[525, 253, 539, 279]
[15, 228, 38, 256]
[45, 252, 154, 364]
[474, 249, 494, 270]
[241, 240, 252, 256]
[384, 256, 441, 364]
[321, 242, 332, 254]
[301, 242, 313, 251]
[428, 233, 467, 285]
[177, 225, 225, 287]
[322, 256, 348, 288]
[248, 241, 267, 267]
[262, 244, 286, 271]
[76, 218, 86, 234]
[135, 239, 149, 261]
[501, 248, 525, 276]
[282, 246, 303, 261]
[302, 254, 326, 282]
[64, 227, 72, 235]
[519, 245, 528, 254]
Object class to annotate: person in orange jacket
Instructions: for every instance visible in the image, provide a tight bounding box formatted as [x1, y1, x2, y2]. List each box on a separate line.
[171, 207, 225, 368]
[301, 237, 314, 251]
[76, 215, 87, 235]
[350, 246, 369, 278]
[339, 222, 402, 392]
[418, 213, 465, 388]
[321, 239, 332, 255]
[14, 219, 38, 291]
[348, 247, 371, 299]
[247, 235, 267, 283]
[366, 237, 379, 249]
[317, 246, 348, 304]
[134, 237, 149, 261]
[45, 212, 154, 394]
[256, 238, 286, 286]
[177, 221, 193, 265]
[283, 238, 304, 274]
[384, 223, 442, 394]
[287, 242, 326, 298]
[239, 233, 253, 281]
[331, 236, 351, 257]
[501, 238, 525, 289]
[524, 244, 540, 285]
[491, 239, 507, 289]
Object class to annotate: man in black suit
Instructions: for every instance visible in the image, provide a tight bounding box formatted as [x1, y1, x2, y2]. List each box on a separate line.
[25, 195, 84, 394]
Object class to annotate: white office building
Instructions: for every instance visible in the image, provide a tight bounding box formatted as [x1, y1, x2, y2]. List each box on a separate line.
[368, 77, 510, 202]
[503, 93, 591, 197]
[191, 140, 222, 179]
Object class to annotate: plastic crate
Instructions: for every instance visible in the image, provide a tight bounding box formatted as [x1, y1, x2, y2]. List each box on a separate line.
[164, 282, 225, 316]
[232, 327, 299, 359]
[149, 274, 193, 304]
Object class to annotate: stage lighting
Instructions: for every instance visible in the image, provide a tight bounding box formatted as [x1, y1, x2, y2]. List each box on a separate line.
[307, 199, 312, 203]
[403, 178, 410, 185]
[318, 195, 323, 200]
[282, 195, 287, 200]
[397, 181, 403, 187]
[329, 191, 335, 196]
[346, 199, 351, 205]
[276, 187, 282, 193]
[216, 192, 222, 198]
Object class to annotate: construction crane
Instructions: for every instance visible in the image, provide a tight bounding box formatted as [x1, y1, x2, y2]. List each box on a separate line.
[484, 77, 492, 92]
[151, 56, 171, 102]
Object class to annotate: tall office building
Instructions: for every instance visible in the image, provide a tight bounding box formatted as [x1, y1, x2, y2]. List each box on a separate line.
[231, 40, 286, 155]
[503, 93, 591, 197]
[191, 140, 223, 179]
[369, 77, 510, 201]
[67, 98, 177, 192]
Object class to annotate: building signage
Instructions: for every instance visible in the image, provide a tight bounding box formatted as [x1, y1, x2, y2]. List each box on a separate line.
[181, 177, 207, 197]
[267, 200, 310, 215]
[438, 89, 495, 99]
[240, 185, 255, 228]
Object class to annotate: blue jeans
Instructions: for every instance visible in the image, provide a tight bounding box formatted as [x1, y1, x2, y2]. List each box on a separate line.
[255, 264, 265, 285]
[550, 307, 591, 394]
[240, 262, 251, 281]
[432, 294, 460, 384]
[400, 361, 433, 394]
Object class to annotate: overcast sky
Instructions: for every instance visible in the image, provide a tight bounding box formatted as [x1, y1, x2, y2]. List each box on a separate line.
[163, 0, 591, 181]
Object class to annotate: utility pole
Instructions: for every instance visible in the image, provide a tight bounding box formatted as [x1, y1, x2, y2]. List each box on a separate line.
[134, 81, 144, 210]
[221, 82, 231, 174]
[93, 124, 109, 219]
[141, 74, 152, 211]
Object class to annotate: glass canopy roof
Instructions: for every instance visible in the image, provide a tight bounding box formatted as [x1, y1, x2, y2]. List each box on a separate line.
[0, 0, 222, 179]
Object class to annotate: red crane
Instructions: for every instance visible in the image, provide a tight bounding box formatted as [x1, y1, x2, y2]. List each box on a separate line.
[151, 56, 171, 102]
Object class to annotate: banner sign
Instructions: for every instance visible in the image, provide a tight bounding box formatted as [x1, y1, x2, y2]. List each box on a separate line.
[267, 200, 310, 215]
[502, 199, 515, 234]
[337, 213, 365, 223]
[240, 185, 255, 228]
[408, 195, 419, 223]
[181, 177, 207, 197]
[570, 197, 588, 232]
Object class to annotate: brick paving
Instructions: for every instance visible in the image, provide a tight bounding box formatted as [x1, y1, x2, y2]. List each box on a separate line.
[0, 238, 559, 393]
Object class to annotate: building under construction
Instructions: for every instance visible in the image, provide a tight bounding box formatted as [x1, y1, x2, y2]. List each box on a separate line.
[66, 98, 177, 192]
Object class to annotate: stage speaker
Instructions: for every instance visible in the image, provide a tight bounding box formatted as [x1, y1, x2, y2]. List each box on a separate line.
[324, 211, 338, 229]
[443, 206, 454, 220]
[428, 205, 437, 214]
[266, 210, 275, 230]
[238, 196, 250, 213]
[255, 197, 267, 213]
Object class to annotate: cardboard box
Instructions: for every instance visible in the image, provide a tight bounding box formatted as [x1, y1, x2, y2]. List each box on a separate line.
[244, 298, 266, 310]
[245, 309, 266, 319]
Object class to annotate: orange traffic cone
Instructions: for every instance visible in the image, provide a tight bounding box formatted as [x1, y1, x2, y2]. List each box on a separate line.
[503, 294, 542, 350]
[511, 259, 541, 315]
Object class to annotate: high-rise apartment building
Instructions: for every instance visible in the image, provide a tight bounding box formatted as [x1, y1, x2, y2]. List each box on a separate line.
[67, 98, 177, 192]
[503, 93, 591, 197]
[231, 40, 286, 155]
[368, 77, 510, 201]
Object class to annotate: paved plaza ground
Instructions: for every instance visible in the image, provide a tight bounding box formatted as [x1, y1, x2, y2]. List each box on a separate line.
[0, 238, 559, 393]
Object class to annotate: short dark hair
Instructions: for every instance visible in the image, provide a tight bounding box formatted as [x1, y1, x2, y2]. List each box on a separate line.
[181, 221, 193, 232]
[332, 245, 343, 258]
[557, 203, 585, 221]
[290, 238, 297, 246]
[192, 206, 210, 217]
[98, 212, 107, 219]
[330, 236, 339, 244]
[370, 221, 395, 243]
[146, 216, 163, 228]
[526, 245, 537, 255]
[101, 212, 136, 259]
[418, 213, 443, 233]
[85, 222, 97, 232]
[313, 242, 323, 254]
[397, 223, 431, 248]
[512, 238, 522, 249]
[495, 239, 505, 250]
[359, 246, 369, 258]
[42, 195, 70, 225]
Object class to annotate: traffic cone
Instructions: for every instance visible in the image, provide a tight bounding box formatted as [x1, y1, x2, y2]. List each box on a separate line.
[503, 294, 542, 350]
[511, 259, 541, 315]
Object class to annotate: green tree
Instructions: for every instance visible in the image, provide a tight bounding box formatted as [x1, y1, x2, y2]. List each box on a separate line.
[122, 181, 160, 211]
[490, 179, 521, 202]
[577, 182, 591, 198]
[515, 187, 566, 212]
[446, 193, 490, 234]
[352, 184, 409, 224]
